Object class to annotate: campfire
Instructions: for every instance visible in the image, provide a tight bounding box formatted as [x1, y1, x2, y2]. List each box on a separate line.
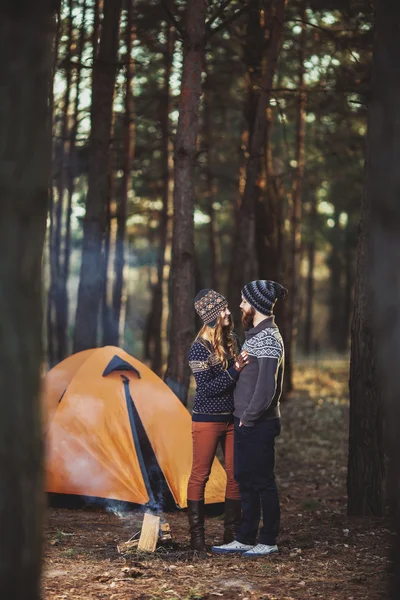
[117, 512, 172, 554]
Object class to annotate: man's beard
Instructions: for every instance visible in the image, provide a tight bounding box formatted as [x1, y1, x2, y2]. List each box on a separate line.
[241, 307, 255, 330]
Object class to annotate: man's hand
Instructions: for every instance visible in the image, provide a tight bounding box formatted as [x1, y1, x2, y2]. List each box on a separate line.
[234, 350, 249, 371]
[239, 420, 243, 427]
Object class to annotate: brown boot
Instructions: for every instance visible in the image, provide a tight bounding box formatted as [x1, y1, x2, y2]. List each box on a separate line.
[223, 498, 242, 544]
[188, 499, 206, 551]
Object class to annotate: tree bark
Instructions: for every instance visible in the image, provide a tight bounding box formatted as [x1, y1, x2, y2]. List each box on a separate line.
[101, 164, 115, 345]
[347, 199, 384, 516]
[227, 0, 286, 323]
[203, 63, 219, 289]
[73, 0, 123, 352]
[368, 1, 400, 593]
[46, 1, 62, 367]
[110, 0, 135, 346]
[47, 0, 74, 364]
[0, 2, 57, 597]
[146, 18, 174, 375]
[341, 222, 354, 353]
[255, 105, 284, 283]
[285, 4, 306, 392]
[92, 0, 101, 60]
[303, 191, 317, 355]
[60, 0, 89, 359]
[347, 6, 385, 521]
[328, 210, 344, 351]
[164, 0, 207, 404]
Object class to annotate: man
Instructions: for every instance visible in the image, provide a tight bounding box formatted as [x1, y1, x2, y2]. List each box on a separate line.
[212, 280, 287, 557]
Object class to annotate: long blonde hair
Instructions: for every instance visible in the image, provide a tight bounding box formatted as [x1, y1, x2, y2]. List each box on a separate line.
[196, 315, 238, 369]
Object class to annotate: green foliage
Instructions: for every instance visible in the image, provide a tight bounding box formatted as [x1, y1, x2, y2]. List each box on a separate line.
[49, 0, 373, 359]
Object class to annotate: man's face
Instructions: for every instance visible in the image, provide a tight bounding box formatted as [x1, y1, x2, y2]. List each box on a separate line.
[240, 296, 255, 329]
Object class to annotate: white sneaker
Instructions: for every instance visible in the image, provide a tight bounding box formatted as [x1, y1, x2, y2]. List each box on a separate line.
[242, 543, 278, 557]
[211, 540, 254, 554]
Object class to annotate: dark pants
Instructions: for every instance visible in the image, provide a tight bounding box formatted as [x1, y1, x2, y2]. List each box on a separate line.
[234, 416, 281, 546]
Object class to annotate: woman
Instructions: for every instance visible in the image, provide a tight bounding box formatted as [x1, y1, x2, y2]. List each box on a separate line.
[187, 288, 248, 551]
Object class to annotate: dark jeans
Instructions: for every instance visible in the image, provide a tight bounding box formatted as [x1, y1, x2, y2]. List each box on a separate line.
[234, 416, 281, 546]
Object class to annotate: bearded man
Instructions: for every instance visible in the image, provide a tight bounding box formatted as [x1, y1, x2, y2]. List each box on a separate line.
[212, 280, 287, 557]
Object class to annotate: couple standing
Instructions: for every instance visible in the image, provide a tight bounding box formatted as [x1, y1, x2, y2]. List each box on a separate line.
[187, 280, 287, 557]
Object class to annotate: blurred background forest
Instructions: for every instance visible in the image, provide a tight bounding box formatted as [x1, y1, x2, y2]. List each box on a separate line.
[46, 0, 373, 396]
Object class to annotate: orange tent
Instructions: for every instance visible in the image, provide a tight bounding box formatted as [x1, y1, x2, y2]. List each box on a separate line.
[43, 346, 226, 509]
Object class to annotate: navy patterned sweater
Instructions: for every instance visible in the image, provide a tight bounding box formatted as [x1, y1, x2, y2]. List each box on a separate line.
[188, 338, 239, 422]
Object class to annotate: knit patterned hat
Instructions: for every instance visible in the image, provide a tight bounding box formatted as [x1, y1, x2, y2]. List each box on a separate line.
[242, 280, 287, 316]
[194, 289, 228, 328]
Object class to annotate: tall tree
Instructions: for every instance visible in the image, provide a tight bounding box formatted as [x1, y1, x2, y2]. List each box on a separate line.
[54, 0, 74, 362]
[368, 1, 400, 594]
[164, 0, 207, 404]
[110, 0, 135, 345]
[227, 0, 287, 323]
[285, 5, 306, 391]
[0, 1, 58, 597]
[347, 54, 384, 518]
[61, 0, 89, 356]
[47, 1, 63, 367]
[73, 0, 123, 352]
[144, 16, 175, 375]
[203, 61, 220, 289]
[303, 190, 317, 355]
[47, 0, 74, 365]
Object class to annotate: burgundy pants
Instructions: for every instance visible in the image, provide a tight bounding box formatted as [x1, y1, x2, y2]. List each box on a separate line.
[187, 421, 240, 501]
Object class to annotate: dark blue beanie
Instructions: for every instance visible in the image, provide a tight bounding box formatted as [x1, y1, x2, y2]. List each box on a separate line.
[242, 280, 287, 316]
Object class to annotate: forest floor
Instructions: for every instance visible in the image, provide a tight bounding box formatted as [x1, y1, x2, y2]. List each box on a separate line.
[43, 360, 390, 600]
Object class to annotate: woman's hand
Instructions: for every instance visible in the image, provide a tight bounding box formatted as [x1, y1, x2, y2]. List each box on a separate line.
[234, 350, 249, 372]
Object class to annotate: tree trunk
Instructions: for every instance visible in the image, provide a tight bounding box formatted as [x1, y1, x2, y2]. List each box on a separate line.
[347, 193, 384, 516]
[110, 0, 135, 346]
[227, 0, 286, 323]
[255, 105, 284, 283]
[341, 223, 353, 353]
[204, 63, 219, 289]
[141, 19, 174, 375]
[0, 2, 56, 597]
[101, 165, 115, 345]
[92, 0, 101, 60]
[60, 0, 89, 358]
[155, 19, 175, 374]
[46, 1, 62, 367]
[47, 0, 74, 365]
[303, 191, 317, 355]
[368, 2, 400, 593]
[347, 4, 385, 520]
[285, 5, 306, 392]
[54, 0, 74, 362]
[328, 210, 344, 351]
[73, 0, 123, 352]
[228, 0, 263, 324]
[164, 0, 207, 404]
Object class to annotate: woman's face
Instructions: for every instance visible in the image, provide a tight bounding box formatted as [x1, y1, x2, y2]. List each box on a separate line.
[219, 306, 232, 328]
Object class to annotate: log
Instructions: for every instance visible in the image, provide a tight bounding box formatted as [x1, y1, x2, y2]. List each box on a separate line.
[137, 513, 160, 552]
[117, 538, 139, 554]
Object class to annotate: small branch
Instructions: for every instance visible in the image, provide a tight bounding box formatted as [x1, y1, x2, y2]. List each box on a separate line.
[267, 86, 368, 95]
[206, 4, 249, 40]
[161, 0, 185, 40]
[286, 18, 363, 65]
[206, 0, 234, 29]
